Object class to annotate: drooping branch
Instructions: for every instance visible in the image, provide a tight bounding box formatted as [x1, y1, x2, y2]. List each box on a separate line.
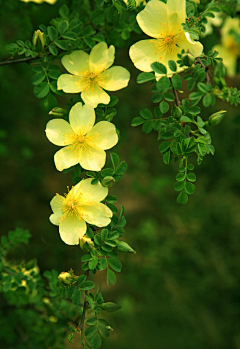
[196, 57, 211, 84]
[0, 56, 39, 67]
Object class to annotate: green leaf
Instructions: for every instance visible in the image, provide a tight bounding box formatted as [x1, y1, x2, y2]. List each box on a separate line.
[110, 153, 120, 168]
[137, 72, 155, 84]
[58, 20, 68, 34]
[152, 94, 163, 103]
[34, 82, 49, 98]
[184, 182, 196, 195]
[177, 191, 188, 204]
[99, 326, 110, 338]
[71, 288, 81, 305]
[203, 93, 212, 107]
[171, 74, 182, 90]
[47, 26, 58, 41]
[91, 9, 105, 24]
[156, 76, 170, 93]
[142, 120, 153, 134]
[59, 4, 69, 17]
[107, 6, 118, 22]
[49, 46, 58, 56]
[174, 182, 185, 191]
[106, 195, 117, 203]
[55, 40, 68, 50]
[131, 117, 144, 126]
[151, 62, 167, 75]
[85, 325, 98, 338]
[107, 269, 116, 287]
[84, 37, 95, 48]
[159, 141, 171, 153]
[163, 150, 171, 165]
[187, 78, 195, 91]
[101, 229, 108, 241]
[188, 106, 201, 115]
[168, 60, 177, 72]
[108, 258, 122, 272]
[80, 281, 95, 290]
[86, 317, 97, 326]
[115, 161, 127, 175]
[140, 108, 152, 119]
[98, 258, 108, 271]
[187, 173, 196, 182]
[98, 319, 109, 327]
[31, 72, 45, 85]
[176, 173, 185, 182]
[164, 92, 175, 102]
[62, 31, 77, 40]
[91, 333, 102, 349]
[160, 100, 169, 113]
[89, 256, 98, 270]
[44, 93, 58, 112]
[188, 164, 194, 170]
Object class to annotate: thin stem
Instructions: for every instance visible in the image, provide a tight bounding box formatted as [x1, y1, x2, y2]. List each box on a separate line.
[0, 56, 39, 67]
[196, 57, 211, 84]
[170, 77, 181, 107]
[79, 269, 90, 346]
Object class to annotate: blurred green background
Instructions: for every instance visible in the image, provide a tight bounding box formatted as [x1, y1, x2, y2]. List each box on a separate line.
[1, 1, 240, 348]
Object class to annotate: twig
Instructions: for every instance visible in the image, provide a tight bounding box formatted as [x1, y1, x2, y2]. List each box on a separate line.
[196, 57, 211, 84]
[78, 269, 90, 346]
[0, 56, 39, 67]
[170, 77, 181, 107]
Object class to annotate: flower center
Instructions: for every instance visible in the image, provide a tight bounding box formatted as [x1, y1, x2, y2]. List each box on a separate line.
[78, 70, 107, 91]
[150, 27, 183, 59]
[60, 192, 83, 221]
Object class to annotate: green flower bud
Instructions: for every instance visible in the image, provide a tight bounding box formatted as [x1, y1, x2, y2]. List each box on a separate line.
[58, 272, 75, 285]
[172, 105, 182, 119]
[102, 176, 115, 188]
[116, 241, 136, 254]
[49, 107, 68, 117]
[209, 110, 226, 126]
[100, 302, 121, 312]
[181, 52, 196, 67]
[79, 236, 94, 250]
[32, 30, 46, 51]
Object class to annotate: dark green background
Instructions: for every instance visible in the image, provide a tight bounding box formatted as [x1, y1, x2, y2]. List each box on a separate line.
[1, 1, 240, 348]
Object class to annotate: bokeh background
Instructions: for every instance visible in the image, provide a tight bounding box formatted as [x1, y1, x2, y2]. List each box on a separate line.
[1, 1, 240, 348]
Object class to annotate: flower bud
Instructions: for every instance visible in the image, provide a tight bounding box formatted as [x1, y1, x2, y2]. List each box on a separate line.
[116, 241, 136, 254]
[181, 52, 196, 67]
[101, 176, 115, 188]
[58, 271, 75, 285]
[208, 110, 226, 126]
[49, 107, 68, 117]
[172, 105, 182, 119]
[100, 302, 121, 312]
[32, 30, 46, 51]
[79, 236, 94, 250]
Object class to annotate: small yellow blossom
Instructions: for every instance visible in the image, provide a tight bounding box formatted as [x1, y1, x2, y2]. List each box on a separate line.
[50, 179, 112, 245]
[79, 236, 94, 249]
[213, 17, 240, 77]
[21, 0, 57, 4]
[129, 0, 203, 76]
[57, 42, 130, 108]
[46, 102, 118, 172]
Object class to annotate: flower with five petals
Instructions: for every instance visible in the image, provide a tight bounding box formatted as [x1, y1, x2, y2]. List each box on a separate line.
[45, 102, 118, 172]
[129, 0, 203, 76]
[57, 42, 130, 108]
[50, 179, 112, 245]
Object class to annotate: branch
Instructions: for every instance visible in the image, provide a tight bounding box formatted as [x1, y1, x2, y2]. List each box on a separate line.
[78, 269, 90, 346]
[196, 57, 211, 84]
[170, 77, 181, 107]
[0, 56, 39, 67]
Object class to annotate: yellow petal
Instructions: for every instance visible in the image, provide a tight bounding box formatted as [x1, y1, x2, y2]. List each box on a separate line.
[46, 119, 75, 146]
[57, 74, 87, 93]
[50, 214, 61, 225]
[106, 45, 115, 69]
[129, 39, 160, 72]
[59, 215, 87, 245]
[182, 32, 203, 59]
[89, 42, 110, 74]
[74, 178, 108, 202]
[80, 203, 112, 227]
[81, 84, 110, 108]
[98, 66, 130, 91]
[54, 146, 80, 171]
[86, 121, 118, 150]
[167, 0, 186, 30]
[213, 44, 237, 77]
[69, 102, 95, 135]
[80, 144, 106, 171]
[50, 195, 64, 225]
[61, 50, 89, 75]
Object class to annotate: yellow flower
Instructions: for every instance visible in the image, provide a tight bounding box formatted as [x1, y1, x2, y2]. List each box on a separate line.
[57, 42, 130, 108]
[129, 0, 203, 76]
[21, 0, 57, 4]
[213, 17, 240, 77]
[46, 102, 118, 172]
[50, 179, 112, 245]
